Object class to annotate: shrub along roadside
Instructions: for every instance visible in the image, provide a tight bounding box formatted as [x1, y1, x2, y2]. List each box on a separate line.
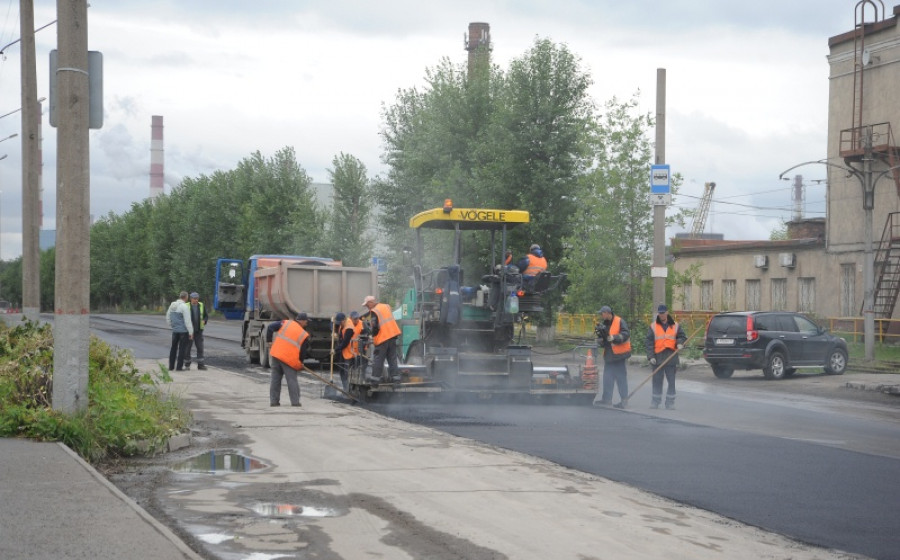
[0, 320, 191, 462]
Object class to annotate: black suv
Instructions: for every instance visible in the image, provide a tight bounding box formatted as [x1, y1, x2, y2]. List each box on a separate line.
[703, 311, 849, 379]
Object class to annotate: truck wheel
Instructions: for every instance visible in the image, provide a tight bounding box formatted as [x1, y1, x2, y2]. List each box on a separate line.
[763, 351, 787, 379]
[261, 337, 271, 369]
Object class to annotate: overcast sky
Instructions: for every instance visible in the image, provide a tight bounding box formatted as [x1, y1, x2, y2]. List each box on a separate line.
[0, 0, 870, 259]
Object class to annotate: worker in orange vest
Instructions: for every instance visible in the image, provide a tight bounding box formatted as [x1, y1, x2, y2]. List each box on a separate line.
[516, 244, 548, 280]
[645, 304, 687, 410]
[361, 295, 401, 383]
[593, 305, 632, 409]
[266, 312, 310, 407]
[333, 311, 363, 392]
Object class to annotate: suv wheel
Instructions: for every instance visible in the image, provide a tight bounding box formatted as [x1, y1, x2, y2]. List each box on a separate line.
[712, 365, 734, 379]
[763, 350, 787, 380]
[825, 348, 848, 375]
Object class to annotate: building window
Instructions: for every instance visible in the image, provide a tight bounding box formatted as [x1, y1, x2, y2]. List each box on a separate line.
[746, 279, 761, 310]
[682, 280, 693, 311]
[701, 280, 713, 310]
[799, 277, 816, 314]
[722, 280, 736, 311]
[771, 278, 787, 311]
[841, 264, 856, 316]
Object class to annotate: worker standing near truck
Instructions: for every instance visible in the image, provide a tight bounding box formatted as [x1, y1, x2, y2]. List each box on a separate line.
[184, 292, 209, 370]
[166, 291, 194, 372]
[362, 295, 401, 383]
[266, 312, 310, 407]
[332, 312, 355, 392]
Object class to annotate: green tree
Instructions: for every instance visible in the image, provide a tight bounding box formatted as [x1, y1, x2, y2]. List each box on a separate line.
[376, 38, 595, 308]
[88, 147, 321, 310]
[770, 221, 789, 240]
[560, 94, 683, 322]
[323, 153, 374, 267]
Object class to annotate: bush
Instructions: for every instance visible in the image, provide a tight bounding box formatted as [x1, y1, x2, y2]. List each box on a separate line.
[0, 320, 191, 462]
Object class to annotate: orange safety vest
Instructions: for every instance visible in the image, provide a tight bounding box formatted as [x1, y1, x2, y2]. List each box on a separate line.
[372, 302, 401, 345]
[341, 318, 363, 360]
[523, 254, 547, 276]
[269, 320, 309, 370]
[609, 315, 632, 355]
[652, 321, 678, 354]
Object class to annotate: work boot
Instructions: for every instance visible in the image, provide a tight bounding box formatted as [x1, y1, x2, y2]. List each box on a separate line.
[197, 364, 208, 370]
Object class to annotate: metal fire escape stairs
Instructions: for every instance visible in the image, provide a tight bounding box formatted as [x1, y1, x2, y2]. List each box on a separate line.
[840, 1, 900, 318]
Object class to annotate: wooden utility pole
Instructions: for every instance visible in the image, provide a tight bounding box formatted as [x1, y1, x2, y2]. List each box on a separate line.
[52, 0, 90, 413]
[20, 0, 40, 321]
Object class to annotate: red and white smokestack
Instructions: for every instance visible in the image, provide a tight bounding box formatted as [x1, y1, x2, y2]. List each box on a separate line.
[150, 115, 164, 198]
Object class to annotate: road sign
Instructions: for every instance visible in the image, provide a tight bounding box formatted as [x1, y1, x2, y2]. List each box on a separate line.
[650, 164, 670, 194]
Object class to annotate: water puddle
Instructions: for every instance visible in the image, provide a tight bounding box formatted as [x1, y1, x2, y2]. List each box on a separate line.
[171, 449, 268, 473]
[250, 502, 339, 518]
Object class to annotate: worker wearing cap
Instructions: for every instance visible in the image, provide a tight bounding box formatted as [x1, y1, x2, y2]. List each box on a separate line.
[361, 295, 401, 383]
[165, 291, 194, 372]
[517, 244, 548, 279]
[184, 292, 209, 370]
[593, 305, 632, 408]
[266, 312, 310, 407]
[645, 304, 687, 410]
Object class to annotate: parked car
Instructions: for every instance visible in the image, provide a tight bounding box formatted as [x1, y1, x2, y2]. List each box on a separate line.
[703, 311, 849, 379]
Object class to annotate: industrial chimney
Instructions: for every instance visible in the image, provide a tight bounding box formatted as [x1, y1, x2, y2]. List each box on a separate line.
[464, 22, 491, 77]
[150, 115, 164, 198]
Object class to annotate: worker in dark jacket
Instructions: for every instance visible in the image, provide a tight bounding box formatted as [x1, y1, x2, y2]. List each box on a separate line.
[593, 305, 632, 409]
[644, 304, 687, 410]
[266, 312, 310, 407]
[185, 292, 209, 370]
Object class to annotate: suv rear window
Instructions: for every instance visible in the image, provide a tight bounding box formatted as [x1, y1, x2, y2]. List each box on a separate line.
[707, 315, 746, 336]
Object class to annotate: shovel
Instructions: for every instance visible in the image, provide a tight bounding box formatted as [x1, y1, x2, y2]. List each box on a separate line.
[627, 324, 706, 401]
[303, 365, 359, 403]
[323, 316, 340, 399]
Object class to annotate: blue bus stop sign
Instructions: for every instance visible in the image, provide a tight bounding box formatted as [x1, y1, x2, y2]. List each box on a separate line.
[650, 165, 670, 194]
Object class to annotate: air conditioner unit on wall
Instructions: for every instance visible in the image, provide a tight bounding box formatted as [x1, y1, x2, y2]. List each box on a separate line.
[754, 255, 768, 269]
[779, 253, 795, 268]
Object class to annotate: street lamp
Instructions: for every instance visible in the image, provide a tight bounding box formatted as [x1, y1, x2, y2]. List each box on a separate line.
[779, 146, 900, 362]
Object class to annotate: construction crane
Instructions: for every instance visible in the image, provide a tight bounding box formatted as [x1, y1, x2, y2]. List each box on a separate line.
[690, 182, 716, 238]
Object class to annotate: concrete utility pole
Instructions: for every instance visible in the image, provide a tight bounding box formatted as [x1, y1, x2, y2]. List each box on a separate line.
[20, 0, 40, 321]
[652, 68, 667, 309]
[52, 0, 90, 413]
[862, 126, 875, 362]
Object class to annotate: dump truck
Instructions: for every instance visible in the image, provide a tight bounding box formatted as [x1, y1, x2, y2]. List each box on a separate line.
[345, 201, 593, 403]
[213, 255, 378, 366]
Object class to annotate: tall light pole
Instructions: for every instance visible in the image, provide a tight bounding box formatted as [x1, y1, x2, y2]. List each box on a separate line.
[0, 132, 16, 301]
[779, 132, 900, 361]
[0, 155, 6, 302]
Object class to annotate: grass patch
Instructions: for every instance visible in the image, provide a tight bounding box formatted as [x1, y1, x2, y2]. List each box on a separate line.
[0, 320, 191, 462]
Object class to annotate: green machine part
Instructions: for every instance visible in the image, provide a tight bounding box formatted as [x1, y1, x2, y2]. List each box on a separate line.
[398, 288, 419, 358]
